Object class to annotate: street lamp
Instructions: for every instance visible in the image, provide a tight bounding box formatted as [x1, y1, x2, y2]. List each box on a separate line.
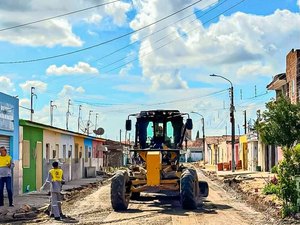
[210, 74, 235, 172]
[191, 112, 205, 166]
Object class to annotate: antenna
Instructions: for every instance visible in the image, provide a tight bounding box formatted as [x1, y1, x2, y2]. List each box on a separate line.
[50, 100, 57, 126]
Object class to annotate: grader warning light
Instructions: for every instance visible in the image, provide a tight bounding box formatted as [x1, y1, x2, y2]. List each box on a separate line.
[111, 110, 209, 211]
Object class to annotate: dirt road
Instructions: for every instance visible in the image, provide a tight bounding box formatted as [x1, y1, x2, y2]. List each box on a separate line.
[23, 171, 276, 225]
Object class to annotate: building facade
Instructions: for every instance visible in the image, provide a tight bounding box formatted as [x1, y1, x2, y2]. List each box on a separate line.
[19, 120, 107, 193]
[0, 92, 20, 195]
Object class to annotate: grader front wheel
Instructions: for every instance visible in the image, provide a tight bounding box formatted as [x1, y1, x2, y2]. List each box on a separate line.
[180, 170, 197, 209]
[111, 171, 131, 211]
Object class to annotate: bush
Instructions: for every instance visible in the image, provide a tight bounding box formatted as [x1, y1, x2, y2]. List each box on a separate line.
[263, 183, 279, 195]
[271, 165, 278, 174]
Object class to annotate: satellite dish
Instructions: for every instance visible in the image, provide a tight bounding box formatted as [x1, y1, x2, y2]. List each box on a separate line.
[93, 127, 104, 135]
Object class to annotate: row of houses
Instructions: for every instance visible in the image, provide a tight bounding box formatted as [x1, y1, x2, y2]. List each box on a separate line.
[193, 133, 282, 172]
[0, 92, 126, 195]
[188, 49, 300, 172]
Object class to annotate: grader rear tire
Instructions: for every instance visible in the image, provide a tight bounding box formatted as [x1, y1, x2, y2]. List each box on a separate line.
[111, 171, 130, 211]
[180, 170, 197, 209]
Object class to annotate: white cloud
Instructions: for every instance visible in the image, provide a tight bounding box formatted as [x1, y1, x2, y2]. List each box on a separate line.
[130, 2, 300, 86]
[298, 0, 300, 8]
[119, 63, 133, 76]
[46, 62, 99, 75]
[19, 98, 30, 108]
[58, 85, 85, 97]
[150, 71, 188, 91]
[0, 0, 131, 47]
[0, 18, 82, 47]
[0, 76, 14, 94]
[236, 63, 273, 78]
[104, 1, 132, 26]
[19, 80, 47, 93]
[84, 14, 103, 24]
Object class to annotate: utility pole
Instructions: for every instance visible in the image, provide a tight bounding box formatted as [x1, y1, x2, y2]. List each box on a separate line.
[87, 110, 93, 135]
[201, 117, 205, 165]
[66, 99, 71, 130]
[210, 74, 235, 172]
[30, 87, 37, 121]
[119, 129, 122, 144]
[78, 105, 82, 133]
[95, 113, 99, 131]
[230, 85, 236, 172]
[129, 133, 131, 146]
[243, 110, 247, 134]
[50, 101, 57, 126]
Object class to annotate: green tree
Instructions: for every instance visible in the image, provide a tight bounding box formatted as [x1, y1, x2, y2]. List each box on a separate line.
[256, 96, 300, 217]
[257, 96, 300, 148]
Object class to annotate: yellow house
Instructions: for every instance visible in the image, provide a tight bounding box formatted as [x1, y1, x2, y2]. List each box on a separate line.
[239, 135, 247, 170]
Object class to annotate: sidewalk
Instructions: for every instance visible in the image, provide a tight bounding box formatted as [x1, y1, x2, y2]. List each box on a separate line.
[201, 164, 274, 178]
[0, 176, 105, 222]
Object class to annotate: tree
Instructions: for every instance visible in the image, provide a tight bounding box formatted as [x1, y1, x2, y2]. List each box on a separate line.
[256, 96, 300, 148]
[256, 96, 300, 217]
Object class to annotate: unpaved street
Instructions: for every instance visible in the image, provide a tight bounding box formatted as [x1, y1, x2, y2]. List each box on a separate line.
[23, 171, 275, 225]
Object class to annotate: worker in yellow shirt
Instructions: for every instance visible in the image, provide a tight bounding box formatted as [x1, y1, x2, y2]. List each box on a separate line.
[41, 161, 65, 221]
[0, 146, 13, 207]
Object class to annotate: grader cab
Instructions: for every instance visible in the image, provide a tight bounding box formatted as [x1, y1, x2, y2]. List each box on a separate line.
[111, 110, 209, 211]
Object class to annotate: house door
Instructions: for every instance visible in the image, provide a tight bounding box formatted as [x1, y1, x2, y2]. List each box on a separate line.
[271, 145, 276, 168]
[0, 135, 10, 155]
[243, 143, 248, 170]
[265, 145, 270, 171]
[36, 142, 43, 190]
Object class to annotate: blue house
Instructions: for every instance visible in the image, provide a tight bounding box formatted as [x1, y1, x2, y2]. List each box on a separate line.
[0, 92, 20, 195]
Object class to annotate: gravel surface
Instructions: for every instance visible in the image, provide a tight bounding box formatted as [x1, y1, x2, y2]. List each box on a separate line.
[11, 170, 291, 225]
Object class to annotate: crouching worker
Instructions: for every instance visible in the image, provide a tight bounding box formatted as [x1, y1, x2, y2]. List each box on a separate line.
[40, 161, 66, 221]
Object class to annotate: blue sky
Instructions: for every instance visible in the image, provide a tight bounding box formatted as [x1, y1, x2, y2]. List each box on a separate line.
[0, 0, 299, 140]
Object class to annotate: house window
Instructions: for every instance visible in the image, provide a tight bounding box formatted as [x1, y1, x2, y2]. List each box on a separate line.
[63, 144, 66, 159]
[22, 140, 30, 168]
[46, 143, 50, 160]
[292, 79, 295, 95]
[68, 145, 72, 158]
[89, 147, 92, 158]
[79, 146, 83, 159]
[85, 146, 88, 162]
[75, 144, 79, 163]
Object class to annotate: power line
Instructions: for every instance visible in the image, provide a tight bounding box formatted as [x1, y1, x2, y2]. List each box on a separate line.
[44, 0, 230, 90]
[0, 0, 204, 64]
[93, 0, 230, 63]
[0, 0, 123, 32]
[97, 0, 229, 71]
[71, 89, 228, 114]
[46, 0, 246, 92]
[102, 0, 246, 74]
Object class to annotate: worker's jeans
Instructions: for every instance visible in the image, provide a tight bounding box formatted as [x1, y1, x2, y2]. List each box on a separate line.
[50, 192, 62, 218]
[0, 176, 13, 206]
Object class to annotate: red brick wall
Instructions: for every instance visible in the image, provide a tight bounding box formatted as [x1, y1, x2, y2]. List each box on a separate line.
[286, 49, 300, 103]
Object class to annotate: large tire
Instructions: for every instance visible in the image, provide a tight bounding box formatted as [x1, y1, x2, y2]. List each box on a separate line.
[180, 170, 197, 209]
[187, 168, 199, 196]
[111, 171, 130, 211]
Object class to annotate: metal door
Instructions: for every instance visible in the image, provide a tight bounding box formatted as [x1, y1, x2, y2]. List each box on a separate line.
[0, 135, 10, 155]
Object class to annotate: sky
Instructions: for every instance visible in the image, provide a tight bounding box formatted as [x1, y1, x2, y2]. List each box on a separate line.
[0, 0, 299, 141]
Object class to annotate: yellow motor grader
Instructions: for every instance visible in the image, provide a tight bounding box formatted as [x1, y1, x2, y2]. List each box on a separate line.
[111, 110, 209, 211]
